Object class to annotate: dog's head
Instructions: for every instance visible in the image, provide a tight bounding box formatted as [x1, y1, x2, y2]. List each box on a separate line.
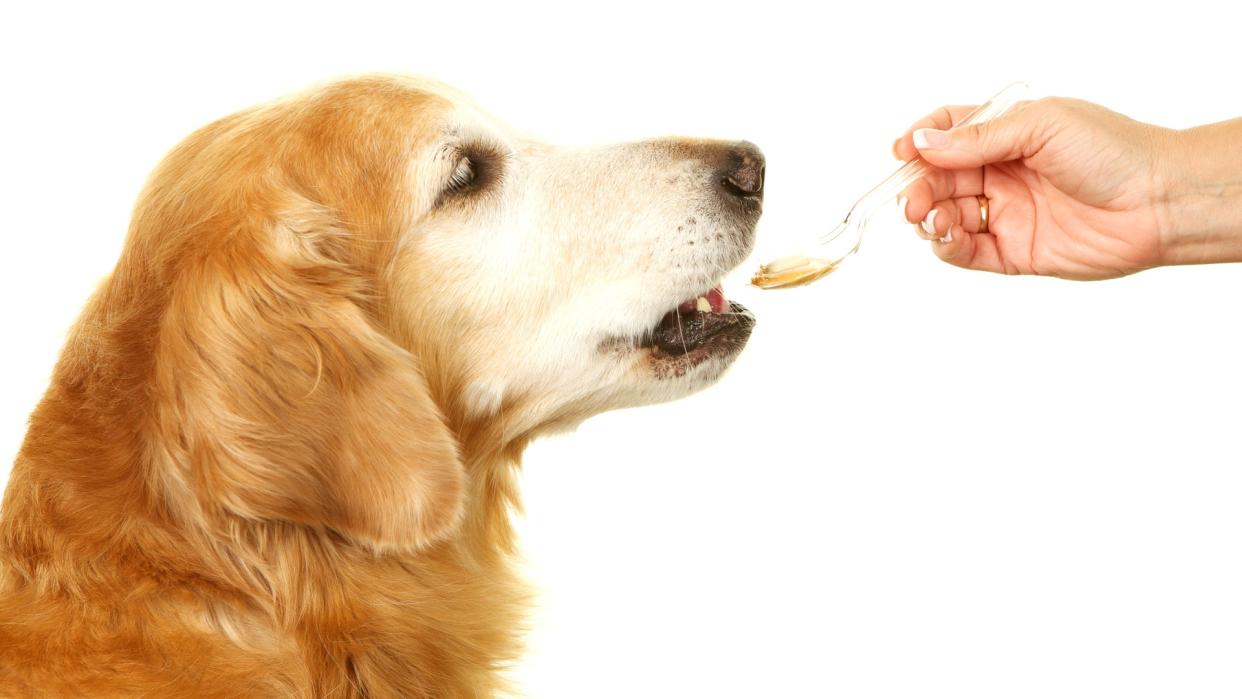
[133, 75, 760, 553]
[392, 78, 762, 434]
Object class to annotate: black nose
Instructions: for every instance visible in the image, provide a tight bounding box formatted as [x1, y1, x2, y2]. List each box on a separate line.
[720, 141, 765, 200]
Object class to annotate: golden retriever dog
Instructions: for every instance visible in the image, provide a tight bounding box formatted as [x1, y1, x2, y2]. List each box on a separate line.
[0, 75, 761, 697]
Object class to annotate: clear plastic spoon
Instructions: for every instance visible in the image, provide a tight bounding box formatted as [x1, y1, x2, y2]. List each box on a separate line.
[751, 81, 1031, 290]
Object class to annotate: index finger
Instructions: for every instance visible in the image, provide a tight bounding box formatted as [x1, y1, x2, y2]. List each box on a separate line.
[891, 105, 979, 160]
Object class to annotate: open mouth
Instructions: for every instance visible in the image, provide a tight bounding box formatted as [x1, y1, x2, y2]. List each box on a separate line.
[637, 285, 756, 370]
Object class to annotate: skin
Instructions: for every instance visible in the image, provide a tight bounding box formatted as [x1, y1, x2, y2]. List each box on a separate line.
[891, 97, 1242, 280]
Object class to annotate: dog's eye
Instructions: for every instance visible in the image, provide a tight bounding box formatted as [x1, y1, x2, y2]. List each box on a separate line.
[445, 155, 477, 193]
[437, 142, 506, 205]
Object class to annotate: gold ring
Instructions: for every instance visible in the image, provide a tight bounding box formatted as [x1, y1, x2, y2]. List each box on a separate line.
[977, 195, 990, 234]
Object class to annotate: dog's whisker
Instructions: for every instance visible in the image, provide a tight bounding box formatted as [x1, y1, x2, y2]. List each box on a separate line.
[674, 307, 689, 356]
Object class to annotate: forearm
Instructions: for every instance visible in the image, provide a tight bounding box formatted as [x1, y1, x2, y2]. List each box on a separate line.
[1157, 117, 1242, 266]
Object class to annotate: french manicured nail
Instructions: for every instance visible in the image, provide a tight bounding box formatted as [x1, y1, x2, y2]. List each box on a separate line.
[897, 196, 909, 221]
[913, 128, 950, 149]
[938, 225, 954, 244]
[921, 209, 938, 238]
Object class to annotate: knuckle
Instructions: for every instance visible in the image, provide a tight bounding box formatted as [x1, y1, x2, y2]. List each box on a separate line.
[972, 121, 1000, 152]
[1038, 96, 1068, 112]
[1035, 96, 1084, 122]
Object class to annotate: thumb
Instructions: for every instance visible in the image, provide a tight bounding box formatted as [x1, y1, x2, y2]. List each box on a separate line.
[912, 105, 1043, 170]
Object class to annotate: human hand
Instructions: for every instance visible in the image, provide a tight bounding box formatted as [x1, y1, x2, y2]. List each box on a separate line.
[893, 97, 1180, 280]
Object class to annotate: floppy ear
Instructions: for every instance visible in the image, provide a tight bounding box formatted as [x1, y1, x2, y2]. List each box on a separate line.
[154, 208, 464, 554]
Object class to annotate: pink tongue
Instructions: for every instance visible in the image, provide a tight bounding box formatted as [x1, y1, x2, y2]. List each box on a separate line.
[676, 285, 728, 314]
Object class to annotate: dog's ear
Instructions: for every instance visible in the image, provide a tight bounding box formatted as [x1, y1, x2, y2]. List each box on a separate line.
[153, 208, 464, 554]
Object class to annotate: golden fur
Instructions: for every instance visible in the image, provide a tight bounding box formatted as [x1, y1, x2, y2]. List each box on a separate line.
[0, 75, 759, 697]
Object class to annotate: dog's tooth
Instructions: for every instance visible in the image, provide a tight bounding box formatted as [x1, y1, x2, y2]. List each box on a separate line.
[695, 296, 712, 313]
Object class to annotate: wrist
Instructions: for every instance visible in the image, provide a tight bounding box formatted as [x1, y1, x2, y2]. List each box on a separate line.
[1155, 119, 1242, 266]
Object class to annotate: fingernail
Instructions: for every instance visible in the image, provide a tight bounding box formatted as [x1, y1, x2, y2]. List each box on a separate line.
[897, 196, 909, 221]
[938, 225, 954, 244]
[913, 128, 950, 150]
[921, 209, 938, 238]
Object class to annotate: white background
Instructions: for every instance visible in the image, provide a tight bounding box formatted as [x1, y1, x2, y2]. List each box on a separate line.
[3, 2, 1240, 697]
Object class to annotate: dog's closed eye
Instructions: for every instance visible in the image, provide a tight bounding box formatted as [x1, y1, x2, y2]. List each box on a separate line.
[437, 142, 507, 205]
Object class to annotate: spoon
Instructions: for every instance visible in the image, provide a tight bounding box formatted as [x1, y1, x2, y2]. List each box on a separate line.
[751, 82, 1031, 290]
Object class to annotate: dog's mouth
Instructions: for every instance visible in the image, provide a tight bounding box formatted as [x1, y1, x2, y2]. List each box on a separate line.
[635, 285, 756, 371]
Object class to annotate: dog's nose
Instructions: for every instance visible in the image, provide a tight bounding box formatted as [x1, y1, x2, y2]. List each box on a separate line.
[719, 142, 765, 200]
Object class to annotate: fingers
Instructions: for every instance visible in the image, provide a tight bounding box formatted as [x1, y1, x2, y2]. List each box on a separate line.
[898, 169, 985, 228]
[904, 195, 1008, 275]
[897, 186, 1013, 274]
[894, 100, 1046, 172]
[890, 99, 1050, 276]
[908, 195, 990, 240]
[911, 101, 1044, 170]
[892, 105, 979, 160]
[930, 224, 1008, 274]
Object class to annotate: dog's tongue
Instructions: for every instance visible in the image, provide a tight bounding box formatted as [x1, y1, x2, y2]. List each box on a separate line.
[677, 286, 728, 314]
